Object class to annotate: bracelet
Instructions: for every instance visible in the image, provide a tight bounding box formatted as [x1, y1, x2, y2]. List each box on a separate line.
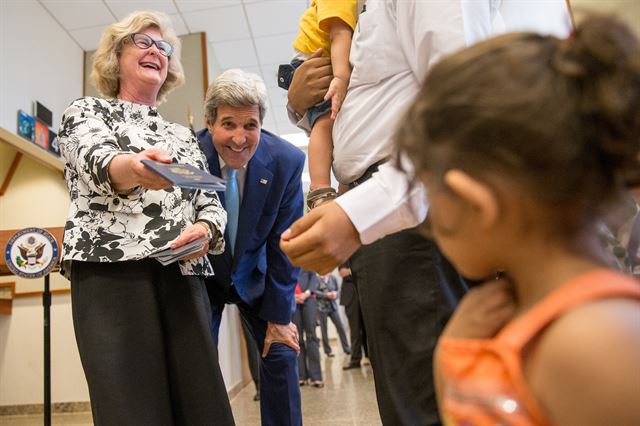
[194, 221, 213, 242]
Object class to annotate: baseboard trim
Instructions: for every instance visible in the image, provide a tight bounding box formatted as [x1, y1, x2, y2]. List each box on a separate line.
[0, 401, 91, 416]
[1, 381, 254, 417]
[228, 377, 253, 401]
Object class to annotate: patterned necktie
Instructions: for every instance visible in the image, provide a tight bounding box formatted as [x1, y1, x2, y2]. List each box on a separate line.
[225, 168, 239, 253]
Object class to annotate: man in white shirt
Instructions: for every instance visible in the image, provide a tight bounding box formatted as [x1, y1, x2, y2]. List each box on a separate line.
[282, 1, 571, 268]
[281, 1, 570, 424]
[282, 1, 493, 424]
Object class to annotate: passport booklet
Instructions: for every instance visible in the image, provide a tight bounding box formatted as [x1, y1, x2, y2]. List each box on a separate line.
[141, 160, 225, 191]
[149, 236, 209, 265]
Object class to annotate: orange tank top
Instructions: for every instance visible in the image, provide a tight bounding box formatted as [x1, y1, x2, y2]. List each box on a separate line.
[439, 269, 640, 426]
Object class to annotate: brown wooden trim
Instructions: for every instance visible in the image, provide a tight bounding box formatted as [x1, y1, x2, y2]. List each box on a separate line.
[200, 32, 209, 99]
[0, 152, 22, 196]
[14, 288, 70, 298]
[0, 281, 16, 295]
[0, 300, 11, 315]
[0, 280, 69, 301]
[82, 50, 87, 97]
[0, 127, 65, 172]
[0, 282, 15, 315]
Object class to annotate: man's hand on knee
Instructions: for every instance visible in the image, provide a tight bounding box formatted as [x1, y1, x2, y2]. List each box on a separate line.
[262, 321, 300, 357]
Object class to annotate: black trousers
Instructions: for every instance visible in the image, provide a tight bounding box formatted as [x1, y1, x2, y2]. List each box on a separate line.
[343, 287, 368, 363]
[71, 259, 235, 426]
[240, 319, 261, 390]
[292, 298, 322, 381]
[318, 309, 350, 354]
[350, 228, 468, 426]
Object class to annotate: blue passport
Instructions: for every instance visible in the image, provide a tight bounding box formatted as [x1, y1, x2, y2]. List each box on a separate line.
[141, 160, 226, 191]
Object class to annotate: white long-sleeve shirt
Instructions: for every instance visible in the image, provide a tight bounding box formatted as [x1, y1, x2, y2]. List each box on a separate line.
[334, 0, 571, 244]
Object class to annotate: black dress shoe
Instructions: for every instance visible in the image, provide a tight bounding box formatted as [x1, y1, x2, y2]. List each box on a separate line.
[342, 361, 360, 370]
[325, 352, 335, 357]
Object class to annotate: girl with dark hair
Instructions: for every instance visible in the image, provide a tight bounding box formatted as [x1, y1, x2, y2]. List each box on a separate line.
[396, 14, 640, 426]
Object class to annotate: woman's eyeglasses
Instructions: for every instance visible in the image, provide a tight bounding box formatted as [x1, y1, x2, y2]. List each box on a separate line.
[130, 33, 173, 57]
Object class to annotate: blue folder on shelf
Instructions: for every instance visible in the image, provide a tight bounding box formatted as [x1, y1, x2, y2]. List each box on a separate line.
[141, 160, 226, 191]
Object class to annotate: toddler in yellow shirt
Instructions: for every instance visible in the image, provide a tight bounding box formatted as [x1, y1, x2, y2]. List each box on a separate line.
[280, 0, 358, 209]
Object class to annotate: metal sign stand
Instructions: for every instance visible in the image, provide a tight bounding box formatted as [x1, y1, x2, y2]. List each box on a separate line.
[4, 227, 58, 426]
[43, 273, 51, 426]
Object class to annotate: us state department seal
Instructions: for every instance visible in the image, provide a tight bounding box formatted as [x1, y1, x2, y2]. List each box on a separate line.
[4, 228, 59, 279]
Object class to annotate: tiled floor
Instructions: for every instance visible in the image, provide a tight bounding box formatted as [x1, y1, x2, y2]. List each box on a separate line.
[0, 345, 381, 426]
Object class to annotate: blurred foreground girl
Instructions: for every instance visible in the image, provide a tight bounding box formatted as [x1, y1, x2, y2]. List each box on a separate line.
[397, 14, 640, 426]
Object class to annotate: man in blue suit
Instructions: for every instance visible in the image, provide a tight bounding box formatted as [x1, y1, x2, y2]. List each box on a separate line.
[197, 69, 306, 426]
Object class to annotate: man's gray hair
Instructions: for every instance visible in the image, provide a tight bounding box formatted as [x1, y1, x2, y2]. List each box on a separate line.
[204, 68, 268, 124]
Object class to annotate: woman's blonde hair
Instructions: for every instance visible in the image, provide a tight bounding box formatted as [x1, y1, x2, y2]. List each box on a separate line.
[90, 11, 185, 103]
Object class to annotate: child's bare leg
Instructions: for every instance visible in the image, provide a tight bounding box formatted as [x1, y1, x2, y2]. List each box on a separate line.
[308, 114, 334, 191]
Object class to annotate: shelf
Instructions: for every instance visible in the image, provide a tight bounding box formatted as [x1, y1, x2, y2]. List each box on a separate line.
[0, 127, 64, 173]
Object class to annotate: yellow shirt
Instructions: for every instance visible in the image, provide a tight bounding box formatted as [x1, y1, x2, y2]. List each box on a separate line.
[293, 0, 358, 56]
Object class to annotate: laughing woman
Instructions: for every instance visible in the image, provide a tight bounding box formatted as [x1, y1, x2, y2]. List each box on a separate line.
[57, 11, 234, 426]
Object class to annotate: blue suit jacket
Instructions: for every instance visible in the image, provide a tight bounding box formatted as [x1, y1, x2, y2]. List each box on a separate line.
[197, 128, 305, 324]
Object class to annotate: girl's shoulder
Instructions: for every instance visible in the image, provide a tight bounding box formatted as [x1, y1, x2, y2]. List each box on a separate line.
[525, 288, 640, 425]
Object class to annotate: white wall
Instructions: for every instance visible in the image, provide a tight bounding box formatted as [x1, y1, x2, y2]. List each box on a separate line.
[0, 0, 86, 407]
[0, 1, 83, 133]
[218, 305, 245, 392]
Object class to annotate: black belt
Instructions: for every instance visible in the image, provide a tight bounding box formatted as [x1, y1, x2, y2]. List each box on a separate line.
[348, 160, 387, 189]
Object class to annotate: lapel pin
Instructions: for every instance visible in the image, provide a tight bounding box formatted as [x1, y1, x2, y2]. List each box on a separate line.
[260, 178, 268, 185]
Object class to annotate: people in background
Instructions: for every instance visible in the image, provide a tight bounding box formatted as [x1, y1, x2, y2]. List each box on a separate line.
[600, 190, 640, 275]
[338, 262, 368, 370]
[197, 68, 305, 426]
[293, 270, 324, 388]
[281, 2, 497, 424]
[315, 272, 350, 357]
[395, 14, 640, 426]
[281, 0, 358, 209]
[57, 11, 234, 425]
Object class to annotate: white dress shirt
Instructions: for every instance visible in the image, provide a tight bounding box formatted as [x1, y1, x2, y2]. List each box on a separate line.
[332, 0, 493, 244]
[334, 0, 571, 245]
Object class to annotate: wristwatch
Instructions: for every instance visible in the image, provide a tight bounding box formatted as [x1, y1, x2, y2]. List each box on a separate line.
[278, 63, 296, 90]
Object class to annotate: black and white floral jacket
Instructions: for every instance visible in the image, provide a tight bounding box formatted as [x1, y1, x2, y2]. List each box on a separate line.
[58, 96, 226, 277]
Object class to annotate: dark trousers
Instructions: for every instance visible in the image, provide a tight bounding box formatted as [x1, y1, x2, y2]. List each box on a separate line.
[240, 319, 261, 391]
[318, 309, 350, 354]
[350, 229, 468, 426]
[70, 260, 234, 426]
[292, 298, 322, 381]
[209, 286, 301, 426]
[343, 288, 368, 363]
